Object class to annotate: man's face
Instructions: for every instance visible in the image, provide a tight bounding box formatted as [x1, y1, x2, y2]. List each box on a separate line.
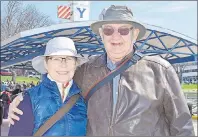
[99, 24, 139, 63]
[45, 55, 77, 84]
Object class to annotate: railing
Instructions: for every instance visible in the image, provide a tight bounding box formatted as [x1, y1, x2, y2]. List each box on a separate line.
[183, 91, 197, 116]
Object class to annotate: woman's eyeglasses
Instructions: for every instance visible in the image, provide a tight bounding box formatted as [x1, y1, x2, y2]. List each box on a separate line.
[46, 56, 76, 64]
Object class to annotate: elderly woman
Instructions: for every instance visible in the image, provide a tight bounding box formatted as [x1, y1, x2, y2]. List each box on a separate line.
[8, 37, 87, 136]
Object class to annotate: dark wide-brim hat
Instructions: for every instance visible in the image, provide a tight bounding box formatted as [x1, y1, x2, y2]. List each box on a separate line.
[91, 5, 146, 40]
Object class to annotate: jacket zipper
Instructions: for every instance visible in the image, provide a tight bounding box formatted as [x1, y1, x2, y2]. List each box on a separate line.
[109, 76, 122, 136]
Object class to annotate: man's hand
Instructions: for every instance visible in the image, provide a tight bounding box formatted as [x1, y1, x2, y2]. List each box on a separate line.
[8, 93, 24, 125]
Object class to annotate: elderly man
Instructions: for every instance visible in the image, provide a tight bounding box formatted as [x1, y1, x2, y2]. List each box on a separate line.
[8, 5, 194, 136]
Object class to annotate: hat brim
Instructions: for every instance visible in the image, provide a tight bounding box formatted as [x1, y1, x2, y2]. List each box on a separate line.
[32, 51, 84, 74]
[90, 20, 146, 40]
[32, 56, 46, 74]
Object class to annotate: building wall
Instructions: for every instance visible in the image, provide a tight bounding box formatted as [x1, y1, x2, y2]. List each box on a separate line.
[181, 61, 198, 84]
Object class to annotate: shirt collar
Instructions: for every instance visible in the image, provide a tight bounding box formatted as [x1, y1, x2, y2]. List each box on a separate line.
[47, 74, 73, 92]
[106, 56, 122, 71]
[107, 56, 116, 71]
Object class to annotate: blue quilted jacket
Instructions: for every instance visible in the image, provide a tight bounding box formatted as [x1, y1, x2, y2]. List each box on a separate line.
[28, 75, 87, 136]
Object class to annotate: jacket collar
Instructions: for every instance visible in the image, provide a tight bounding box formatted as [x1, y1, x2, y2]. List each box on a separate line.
[90, 50, 136, 68]
[89, 53, 107, 68]
[42, 74, 80, 98]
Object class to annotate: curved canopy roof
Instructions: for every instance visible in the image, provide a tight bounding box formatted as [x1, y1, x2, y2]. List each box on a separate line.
[1, 20, 197, 70]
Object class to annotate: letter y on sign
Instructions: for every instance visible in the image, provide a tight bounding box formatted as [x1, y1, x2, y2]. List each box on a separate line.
[77, 8, 86, 18]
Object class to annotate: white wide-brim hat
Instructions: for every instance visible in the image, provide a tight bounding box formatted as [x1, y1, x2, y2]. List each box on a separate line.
[91, 5, 146, 40]
[32, 37, 82, 74]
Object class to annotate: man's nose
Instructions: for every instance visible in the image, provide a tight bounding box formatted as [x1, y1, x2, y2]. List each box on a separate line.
[111, 29, 121, 39]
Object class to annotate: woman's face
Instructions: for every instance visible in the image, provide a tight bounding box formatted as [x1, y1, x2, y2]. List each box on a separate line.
[45, 55, 77, 84]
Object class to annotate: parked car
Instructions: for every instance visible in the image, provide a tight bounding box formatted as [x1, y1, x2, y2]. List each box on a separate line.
[28, 74, 40, 79]
[192, 79, 197, 84]
[0, 69, 12, 76]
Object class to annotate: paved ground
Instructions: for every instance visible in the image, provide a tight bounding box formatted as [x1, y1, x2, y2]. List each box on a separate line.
[1, 119, 197, 136]
[1, 119, 9, 136]
[193, 120, 197, 136]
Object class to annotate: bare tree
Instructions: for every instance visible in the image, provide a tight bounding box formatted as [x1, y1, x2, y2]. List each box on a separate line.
[9, 67, 17, 82]
[1, 1, 55, 81]
[1, 1, 55, 41]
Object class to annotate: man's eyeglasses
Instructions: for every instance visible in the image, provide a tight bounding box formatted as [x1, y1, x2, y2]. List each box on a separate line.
[46, 56, 76, 64]
[102, 26, 133, 36]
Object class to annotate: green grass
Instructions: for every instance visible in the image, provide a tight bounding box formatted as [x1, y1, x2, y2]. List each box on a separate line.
[182, 84, 197, 90]
[1, 76, 197, 91]
[1, 76, 39, 85]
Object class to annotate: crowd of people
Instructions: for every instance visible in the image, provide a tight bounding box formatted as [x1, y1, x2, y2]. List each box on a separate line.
[0, 80, 39, 122]
[1, 80, 39, 94]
